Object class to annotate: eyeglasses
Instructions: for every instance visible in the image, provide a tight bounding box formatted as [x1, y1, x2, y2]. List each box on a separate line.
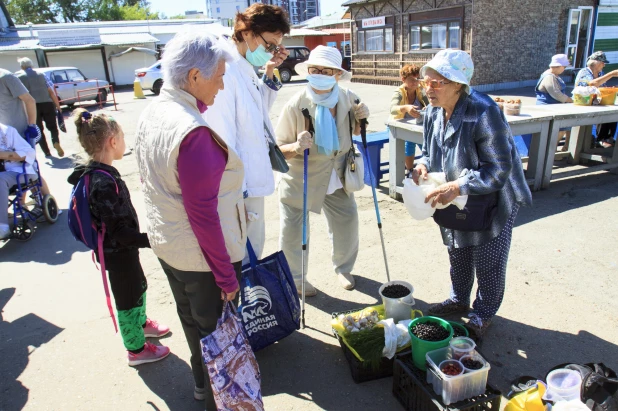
[420, 79, 452, 89]
[258, 33, 280, 54]
[308, 67, 336, 76]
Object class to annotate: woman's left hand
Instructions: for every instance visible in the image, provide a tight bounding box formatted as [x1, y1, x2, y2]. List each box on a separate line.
[425, 181, 460, 207]
[354, 102, 370, 120]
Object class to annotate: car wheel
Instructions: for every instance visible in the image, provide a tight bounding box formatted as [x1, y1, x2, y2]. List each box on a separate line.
[95, 89, 108, 103]
[279, 68, 292, 83]
[153, 80, 163, 95]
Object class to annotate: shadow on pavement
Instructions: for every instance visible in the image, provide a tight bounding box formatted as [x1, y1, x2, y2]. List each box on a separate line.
[137, 351, 202, 411]
[474, 315, 618, 396]
[44, 155, 75, 170]
[0, 210, 87, 266]
[0, 288, 64, 411]
[258, 330, 400, 410]
[515, 171, 618, 227]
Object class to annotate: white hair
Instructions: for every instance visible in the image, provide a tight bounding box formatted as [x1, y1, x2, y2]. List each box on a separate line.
[587, 59, 598, 68]
[18, 57, 33, 69]
[162, 32, 233, 89]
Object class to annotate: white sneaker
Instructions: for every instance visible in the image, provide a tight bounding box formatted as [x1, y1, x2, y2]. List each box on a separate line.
[295, 281, 317, 297]
[0, 224, 11, 241]
[338, 273, 355, 290]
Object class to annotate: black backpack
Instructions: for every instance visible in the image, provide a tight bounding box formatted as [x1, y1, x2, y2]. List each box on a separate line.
[547, 363, 618, 411]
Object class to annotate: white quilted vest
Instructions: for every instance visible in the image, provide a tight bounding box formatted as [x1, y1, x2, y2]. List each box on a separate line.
[135, 85, 247, 272]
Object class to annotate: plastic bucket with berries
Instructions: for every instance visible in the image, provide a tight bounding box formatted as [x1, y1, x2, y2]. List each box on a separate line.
[504, 99, 522, 116]
[408, 316, 453, 371]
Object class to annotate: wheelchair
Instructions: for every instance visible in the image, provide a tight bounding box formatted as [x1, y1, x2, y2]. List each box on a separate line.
[6, 142, 59, 241]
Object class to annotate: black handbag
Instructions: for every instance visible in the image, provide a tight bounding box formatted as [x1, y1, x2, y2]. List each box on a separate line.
[264, 122, 289, 174]
[433, 192, 498, 232]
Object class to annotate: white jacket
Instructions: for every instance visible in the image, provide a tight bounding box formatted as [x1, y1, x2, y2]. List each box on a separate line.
[204, 46, 277, 198]
[135, 85, 247, 272]
[0, 123, 35, 174]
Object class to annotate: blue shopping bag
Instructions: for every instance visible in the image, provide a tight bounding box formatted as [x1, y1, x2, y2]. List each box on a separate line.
[238, 240, 300, 351]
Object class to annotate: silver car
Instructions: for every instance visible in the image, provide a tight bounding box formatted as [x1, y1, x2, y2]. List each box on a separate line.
[35, 67, 110, 107]
[135, 61, 163, 95]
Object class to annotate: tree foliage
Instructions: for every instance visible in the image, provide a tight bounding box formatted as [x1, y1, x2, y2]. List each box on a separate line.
[5, 0, 158, 24]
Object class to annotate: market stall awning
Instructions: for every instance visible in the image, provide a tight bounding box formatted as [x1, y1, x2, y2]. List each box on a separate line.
[0, 38, 40, 51]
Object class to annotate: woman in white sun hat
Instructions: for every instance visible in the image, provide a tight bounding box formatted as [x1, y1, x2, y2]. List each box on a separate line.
[412, 49, 532, 338]
[535, 53, 573, 151]
[275, 45, 370, 297]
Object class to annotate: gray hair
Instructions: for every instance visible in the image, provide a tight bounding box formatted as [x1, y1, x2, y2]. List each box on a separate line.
[587, 59, 598, 68]
[18, 57, 33, 69]
[162, 32, 233, 89]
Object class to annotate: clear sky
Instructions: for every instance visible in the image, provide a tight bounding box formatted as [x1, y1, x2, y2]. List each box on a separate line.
[148, 0, 346, 19]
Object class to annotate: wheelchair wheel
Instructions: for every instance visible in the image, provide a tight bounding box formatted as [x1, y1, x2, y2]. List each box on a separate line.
[13, 220, 35, 242]
[43, 195, 59, 224]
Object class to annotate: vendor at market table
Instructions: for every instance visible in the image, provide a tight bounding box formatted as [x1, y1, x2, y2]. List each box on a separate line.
[390, 64, 429, 172]
[412, 49, 532, 338]
[575, 51, 618, 148]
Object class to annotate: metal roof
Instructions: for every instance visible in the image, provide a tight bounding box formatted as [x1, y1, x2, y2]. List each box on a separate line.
[288, 28, 329, 37]
[341, 0, 382, 7]
[100, 33, 159, 46]
[0, 38, 39, 51]
[321, 28, 350, 35]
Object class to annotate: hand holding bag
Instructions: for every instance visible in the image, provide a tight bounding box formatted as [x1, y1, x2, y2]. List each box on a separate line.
[343, 110, 365, 192]
[264, 122, 289, 173]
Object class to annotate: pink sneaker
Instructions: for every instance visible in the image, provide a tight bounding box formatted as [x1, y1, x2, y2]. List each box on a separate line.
[127, 342, 170, 366]
[143, 318, 170, 338]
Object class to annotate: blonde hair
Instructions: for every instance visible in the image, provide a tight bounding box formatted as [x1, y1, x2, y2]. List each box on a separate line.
[72, 108, 121, 159]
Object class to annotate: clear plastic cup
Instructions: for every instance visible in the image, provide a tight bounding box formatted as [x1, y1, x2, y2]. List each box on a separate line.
[438, 359, 464, 378]
[449, 336, 476, 360]
[460, 353, 487, 373]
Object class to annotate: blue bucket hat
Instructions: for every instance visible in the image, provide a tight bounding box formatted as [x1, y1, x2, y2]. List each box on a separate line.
[420, 49, 474, 94]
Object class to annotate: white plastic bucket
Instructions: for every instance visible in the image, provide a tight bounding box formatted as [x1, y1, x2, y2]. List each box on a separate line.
[544, 369, 582, 402]
[379, 280, 415, 323]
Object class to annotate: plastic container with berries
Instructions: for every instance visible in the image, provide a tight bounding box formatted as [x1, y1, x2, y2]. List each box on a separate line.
[425, 347, 491, 405]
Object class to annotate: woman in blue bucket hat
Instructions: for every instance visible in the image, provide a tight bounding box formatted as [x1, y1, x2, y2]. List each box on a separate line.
[411, 49, 532, 337]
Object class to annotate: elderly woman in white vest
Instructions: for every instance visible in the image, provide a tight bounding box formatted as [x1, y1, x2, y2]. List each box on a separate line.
[135, 32, 246, 411]
[276, 46, 370, 296]
[204, 3, 290, 263]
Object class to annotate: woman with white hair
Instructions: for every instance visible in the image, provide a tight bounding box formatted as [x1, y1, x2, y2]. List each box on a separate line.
[204, 3, 290, 264]
[135, 32, 246, 410]
[535, 54, 573, 152]
[275, 45, 370, 296]
[412, 49, 532, 337]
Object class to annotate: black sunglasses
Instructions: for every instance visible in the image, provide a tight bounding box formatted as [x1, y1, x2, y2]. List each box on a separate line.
[258, 33, 280, 54]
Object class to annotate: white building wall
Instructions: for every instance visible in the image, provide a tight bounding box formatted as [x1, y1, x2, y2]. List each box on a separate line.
[209, 0, 246, 20]
[0, 50, 38, 72]
[104, 44, 157, 86]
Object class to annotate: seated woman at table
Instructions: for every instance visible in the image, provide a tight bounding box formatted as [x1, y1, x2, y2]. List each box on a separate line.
[390, 64, 428, 172]
[575, 51, 618, 148]
[535, 54, 573, 152]
[412, 49, 532, 338]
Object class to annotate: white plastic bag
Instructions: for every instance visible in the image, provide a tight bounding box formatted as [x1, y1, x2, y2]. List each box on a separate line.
[552, 400, 589, 410]
[402, 172, 468, 220]
[379, 318, 413, 359]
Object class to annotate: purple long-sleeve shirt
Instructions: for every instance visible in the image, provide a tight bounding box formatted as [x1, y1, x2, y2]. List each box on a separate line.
[177, 102, 238, 294]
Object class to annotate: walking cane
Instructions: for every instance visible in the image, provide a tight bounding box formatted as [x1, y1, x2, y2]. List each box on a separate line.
[300, 108, 314, 329]
[356, 99, 391, 282]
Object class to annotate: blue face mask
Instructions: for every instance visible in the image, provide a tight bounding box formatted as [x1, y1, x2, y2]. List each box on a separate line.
[306, 74, 337, 91]
[245, 41, 273, 67]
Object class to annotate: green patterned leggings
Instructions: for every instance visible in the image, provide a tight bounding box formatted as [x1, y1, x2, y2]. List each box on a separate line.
[117, 292, 147, 351]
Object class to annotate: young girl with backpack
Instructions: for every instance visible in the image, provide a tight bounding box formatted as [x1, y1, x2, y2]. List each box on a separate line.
[67, 108, 171, 366]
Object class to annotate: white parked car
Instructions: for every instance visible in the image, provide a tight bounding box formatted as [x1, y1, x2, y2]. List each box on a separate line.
[35, 67, 110, 107]
[135, 61, 163, 95]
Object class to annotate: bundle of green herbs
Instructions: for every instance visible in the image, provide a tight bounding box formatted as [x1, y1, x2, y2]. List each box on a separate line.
[344, 326, 386, 370]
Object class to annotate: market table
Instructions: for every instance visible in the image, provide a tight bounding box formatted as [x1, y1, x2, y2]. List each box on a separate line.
[386, 109, 552, 200]
[533, 103, 618, 188]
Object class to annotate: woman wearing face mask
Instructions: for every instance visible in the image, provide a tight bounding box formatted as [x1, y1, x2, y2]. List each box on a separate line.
[275, 46, 370, 297]
[204, 3, 290, 263]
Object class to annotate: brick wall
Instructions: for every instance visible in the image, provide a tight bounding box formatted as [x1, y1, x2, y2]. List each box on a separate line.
[471, 0, 595, 85]
[348, 0, 594, 87]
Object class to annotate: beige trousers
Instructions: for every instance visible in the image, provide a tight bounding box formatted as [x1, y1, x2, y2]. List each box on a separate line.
[242, 196, 265, 266]
[279, 188, 359, 283]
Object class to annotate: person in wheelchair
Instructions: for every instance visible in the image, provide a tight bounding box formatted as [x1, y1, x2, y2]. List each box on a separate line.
[0, 122, 36, 240]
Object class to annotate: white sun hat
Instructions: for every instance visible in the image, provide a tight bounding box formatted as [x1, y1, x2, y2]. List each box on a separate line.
[294, 45, 352, 81]
[420, 49, 474, 94]
[549, 54, 570, 67]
